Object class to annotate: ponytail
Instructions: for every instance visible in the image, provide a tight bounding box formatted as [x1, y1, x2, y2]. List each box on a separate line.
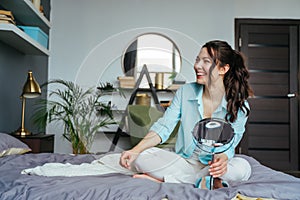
[224, 50, 253, 122]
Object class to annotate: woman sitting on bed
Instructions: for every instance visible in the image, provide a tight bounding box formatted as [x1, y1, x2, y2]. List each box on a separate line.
[119, 40, 254, 189]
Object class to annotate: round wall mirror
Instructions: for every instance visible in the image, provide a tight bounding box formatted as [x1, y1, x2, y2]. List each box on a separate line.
[122, 33, 182, 88]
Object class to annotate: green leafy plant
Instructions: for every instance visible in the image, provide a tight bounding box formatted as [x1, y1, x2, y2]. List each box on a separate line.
[32, 79, 116, 154]
[97, 82, 115, 92]
[168, 72, 177, 81]
[97, 82, 126, 98]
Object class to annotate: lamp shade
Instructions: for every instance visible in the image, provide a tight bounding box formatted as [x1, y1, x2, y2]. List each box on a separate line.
[22, 71, 41, 98]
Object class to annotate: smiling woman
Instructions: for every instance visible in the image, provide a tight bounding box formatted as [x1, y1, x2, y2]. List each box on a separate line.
[122, 33, 182, 88]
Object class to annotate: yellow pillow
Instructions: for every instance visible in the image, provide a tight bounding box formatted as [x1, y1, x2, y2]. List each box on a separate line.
[0, 147, 31, 157]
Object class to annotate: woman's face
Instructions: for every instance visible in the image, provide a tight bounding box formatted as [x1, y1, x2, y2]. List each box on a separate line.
[194, 47, 221, 86]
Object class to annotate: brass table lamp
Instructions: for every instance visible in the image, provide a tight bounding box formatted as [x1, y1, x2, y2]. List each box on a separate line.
[14, 70, 41, 136]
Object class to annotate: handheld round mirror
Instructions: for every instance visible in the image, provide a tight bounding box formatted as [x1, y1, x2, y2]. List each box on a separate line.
[192, 118, 234, 154]
[192, 118, 234, 190]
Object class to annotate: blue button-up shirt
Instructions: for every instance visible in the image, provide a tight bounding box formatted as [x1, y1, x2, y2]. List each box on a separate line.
[150, 82, 249, 164]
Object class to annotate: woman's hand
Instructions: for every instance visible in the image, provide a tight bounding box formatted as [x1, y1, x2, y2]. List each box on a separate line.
[119, 131, 161, 170]
[119, 150, 139, 170]
[208, 153, 228, 178]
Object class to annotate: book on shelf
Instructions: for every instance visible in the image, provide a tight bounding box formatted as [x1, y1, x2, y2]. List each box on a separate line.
[167, 84, 183, 90]
[0, 10, 14, 20]
[0, 10, 15, 25]
[118, 76, 135, 88]
[0, 20, 13, 24]
[0, 18, 15, 25]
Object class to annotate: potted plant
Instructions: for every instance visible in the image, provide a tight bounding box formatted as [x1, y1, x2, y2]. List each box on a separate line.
[33, 79, 116, 154]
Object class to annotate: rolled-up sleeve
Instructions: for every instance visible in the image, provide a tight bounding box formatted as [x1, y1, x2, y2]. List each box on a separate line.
[150, 87, 182, 143]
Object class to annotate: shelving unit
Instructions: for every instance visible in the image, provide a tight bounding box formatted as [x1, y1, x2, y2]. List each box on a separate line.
[0, 0, 50, 33]
[0, 24, 49, 55]
[0, 0, 50, 55]
[0, 0, 51, 135]
[109, 65, 176, 151]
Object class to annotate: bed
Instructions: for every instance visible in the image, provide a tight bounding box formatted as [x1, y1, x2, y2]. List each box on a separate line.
[1, 132, 300, 200]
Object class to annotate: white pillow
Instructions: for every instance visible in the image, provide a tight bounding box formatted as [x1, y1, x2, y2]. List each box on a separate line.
[0, 132, 31, 157]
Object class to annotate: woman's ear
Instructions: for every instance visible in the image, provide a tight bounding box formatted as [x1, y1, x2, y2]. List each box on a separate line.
[219, 64, 230, 75]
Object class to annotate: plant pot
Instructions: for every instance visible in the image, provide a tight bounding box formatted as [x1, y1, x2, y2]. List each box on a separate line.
[72, 139, 89, 154]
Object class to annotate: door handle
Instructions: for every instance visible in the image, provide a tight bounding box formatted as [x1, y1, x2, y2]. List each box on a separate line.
[287, 93, 297, 98]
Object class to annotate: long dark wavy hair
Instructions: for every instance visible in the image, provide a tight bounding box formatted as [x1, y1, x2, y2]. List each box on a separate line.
[202, 40, 253, 122]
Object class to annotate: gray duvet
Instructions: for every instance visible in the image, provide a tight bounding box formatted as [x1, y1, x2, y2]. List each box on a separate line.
[0, 153, 299, 200]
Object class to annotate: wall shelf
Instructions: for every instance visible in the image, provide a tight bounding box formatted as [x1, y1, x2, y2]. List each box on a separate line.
[0, 24, 49, 56]
[0, 0, 50, 33]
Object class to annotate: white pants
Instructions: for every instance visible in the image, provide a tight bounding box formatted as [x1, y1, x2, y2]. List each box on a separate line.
[133, 147, 251, 184]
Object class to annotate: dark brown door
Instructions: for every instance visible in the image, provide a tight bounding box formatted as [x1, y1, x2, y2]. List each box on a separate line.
[235, 19, 299, 171]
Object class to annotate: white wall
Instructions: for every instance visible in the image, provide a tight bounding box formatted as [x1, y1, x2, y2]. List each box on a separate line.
[49, 0, 300, 153]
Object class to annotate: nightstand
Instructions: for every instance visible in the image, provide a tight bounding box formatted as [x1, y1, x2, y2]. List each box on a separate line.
[14, 134, 54, 153]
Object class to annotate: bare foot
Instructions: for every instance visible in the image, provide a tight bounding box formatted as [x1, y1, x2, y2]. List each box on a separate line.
[133, 174, 163, 183]
[200, 178, 208, 189]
